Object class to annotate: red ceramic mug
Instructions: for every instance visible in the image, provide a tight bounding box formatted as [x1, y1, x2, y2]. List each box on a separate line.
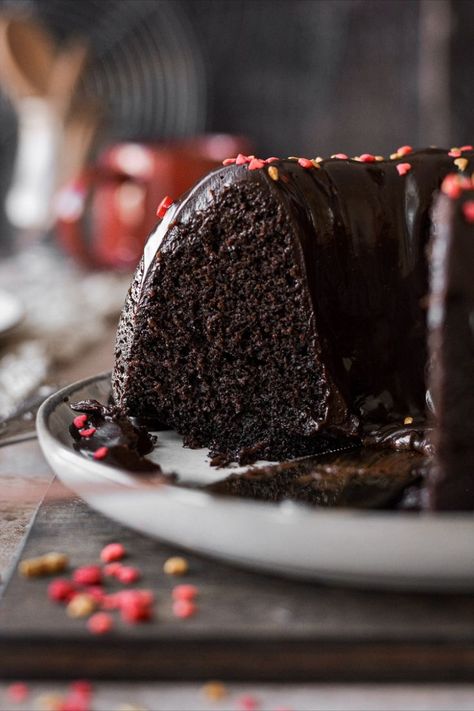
[54, 134, 252, 270]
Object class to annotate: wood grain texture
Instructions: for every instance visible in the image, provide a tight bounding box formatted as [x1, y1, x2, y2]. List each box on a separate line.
[0, 489, 473, 681]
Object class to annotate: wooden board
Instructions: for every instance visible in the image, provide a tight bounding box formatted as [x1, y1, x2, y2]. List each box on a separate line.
[1, 487, 474, 681]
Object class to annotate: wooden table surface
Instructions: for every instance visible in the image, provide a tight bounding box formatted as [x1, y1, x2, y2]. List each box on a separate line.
[1, 329, 473, 710]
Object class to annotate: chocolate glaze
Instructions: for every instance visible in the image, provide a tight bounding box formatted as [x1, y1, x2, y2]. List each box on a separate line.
[70, 400, 161, 473]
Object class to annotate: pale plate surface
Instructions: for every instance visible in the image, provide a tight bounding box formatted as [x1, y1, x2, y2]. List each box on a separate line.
[0, 289, 23, 337]
[37, 373, 474, 591]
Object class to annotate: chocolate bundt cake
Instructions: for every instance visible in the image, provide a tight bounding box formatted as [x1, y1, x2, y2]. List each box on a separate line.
[112, 146, 474, 508]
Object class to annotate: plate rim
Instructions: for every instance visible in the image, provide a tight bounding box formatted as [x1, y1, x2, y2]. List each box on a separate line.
[36, 371, 474, 524]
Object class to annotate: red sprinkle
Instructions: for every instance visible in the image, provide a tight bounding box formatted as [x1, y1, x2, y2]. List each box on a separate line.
[462, 200, 474, 223]
[78, 427, 96, 438]
[100, 543, 126, 563]
[265, 157, 279, 163]
[359, 153, 376, 162]
[297, 157, 314, 169]
[117, 565, 140, 584]
[449, 149, 462, 157]
[222, 157, 236, 165]
[332, 153, 348, 159]
[248, 158, 265, 170]
[441, 174, 464, 199]
[103, 562, 122, 577]
[6, 683, 29, 703]
[73, 414, 87, 429]
[397, 145, 413, 156]
[58, 693, 90, 711]
[73, 565, 102, 586]
[235, 153, 250, 165]
[93, 446, 108, 460]
[156, 195, 173, 218]
[87, 612, 113, 635]
[396, 162, 412, 176]
[236, 694, 260, 711]
[172, 599, 197, 618]
[48, 578, 76, 603]
[461, 145, 473, 151]
[87, 586, 105, 604]
[172, 584, 198, 601]
[69, 681, 92, 699]
[101, 593, 121, 610]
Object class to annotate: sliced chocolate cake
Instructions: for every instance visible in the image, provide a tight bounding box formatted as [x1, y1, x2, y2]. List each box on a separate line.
[112, 146, 474, 508]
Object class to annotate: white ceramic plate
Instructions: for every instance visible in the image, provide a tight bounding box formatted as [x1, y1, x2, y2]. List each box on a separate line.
[0, 289, 23, 337]
[36, 373, 474, 591]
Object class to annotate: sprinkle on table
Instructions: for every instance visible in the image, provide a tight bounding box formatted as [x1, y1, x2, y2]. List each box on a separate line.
[201, 681, 228, 701]
[48, 578, 76, 603]
[172, 599, 197, 618]
[101, 542, 126, 563]
[6, 682, 29, 703]
[73, 565, 102, 586]
[117, 565, 141, 584]
[172, 584, 198, 601]
[163, 556, 189, 576]
[462, 200, 474, 223]
[87, 612, 113, 635]
[67, 592, 97, 618]
[156, 195, 173, 218]
[396, 162, 412, 176]
[236, 694, 260, 711]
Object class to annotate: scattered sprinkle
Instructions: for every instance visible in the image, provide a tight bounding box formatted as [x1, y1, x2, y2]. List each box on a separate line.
[287, 156, 298, 160]
[358, 153, 376, 163]
[235, 153, 249, 165]
[403, 416, 414, 425]
[248, 158, 265, 170]
[397, 145, 413, 156]
[86, 586, 106, 604]
[396, 162, 412, 176]
[72, 414, 87, 429]
[267, 166, 279, 181]
[297, 157, 314, 168]
[172, 599, 197, 618]
[222, 158, 236, 166]
[100, 543, 126, 564]
[156, 195, 173, 219]
[87, 612, 113, 635]
[6, 682, 29, 703]
[462, 200, 474, 223]
[93, 446, 109, 460]
[73, 565, 102, 586]
[331, 153, 348, 159]
[201, 681, 228, 701]
[103, 562, 123, 577]
[163, 556, 189, 576]
[375, 155, 384, 161]
[117, 565, 141, 585]
[454, 157, 468, 172]
[67, 593, 97, 618]
[441, 174, 467, 199]
[172, 584, 198, 601]
[48, 578, 76, 603]
[265, 157, 279, 163]
[236, 694, 260, 711]
[78, 427, 96, 438]
[449, 148, 462, 157]
[461, 145, 473, 151]
[20, 552, 68, 578]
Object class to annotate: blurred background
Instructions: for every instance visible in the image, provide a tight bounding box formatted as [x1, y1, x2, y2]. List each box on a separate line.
[0, 0, 472, 425]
